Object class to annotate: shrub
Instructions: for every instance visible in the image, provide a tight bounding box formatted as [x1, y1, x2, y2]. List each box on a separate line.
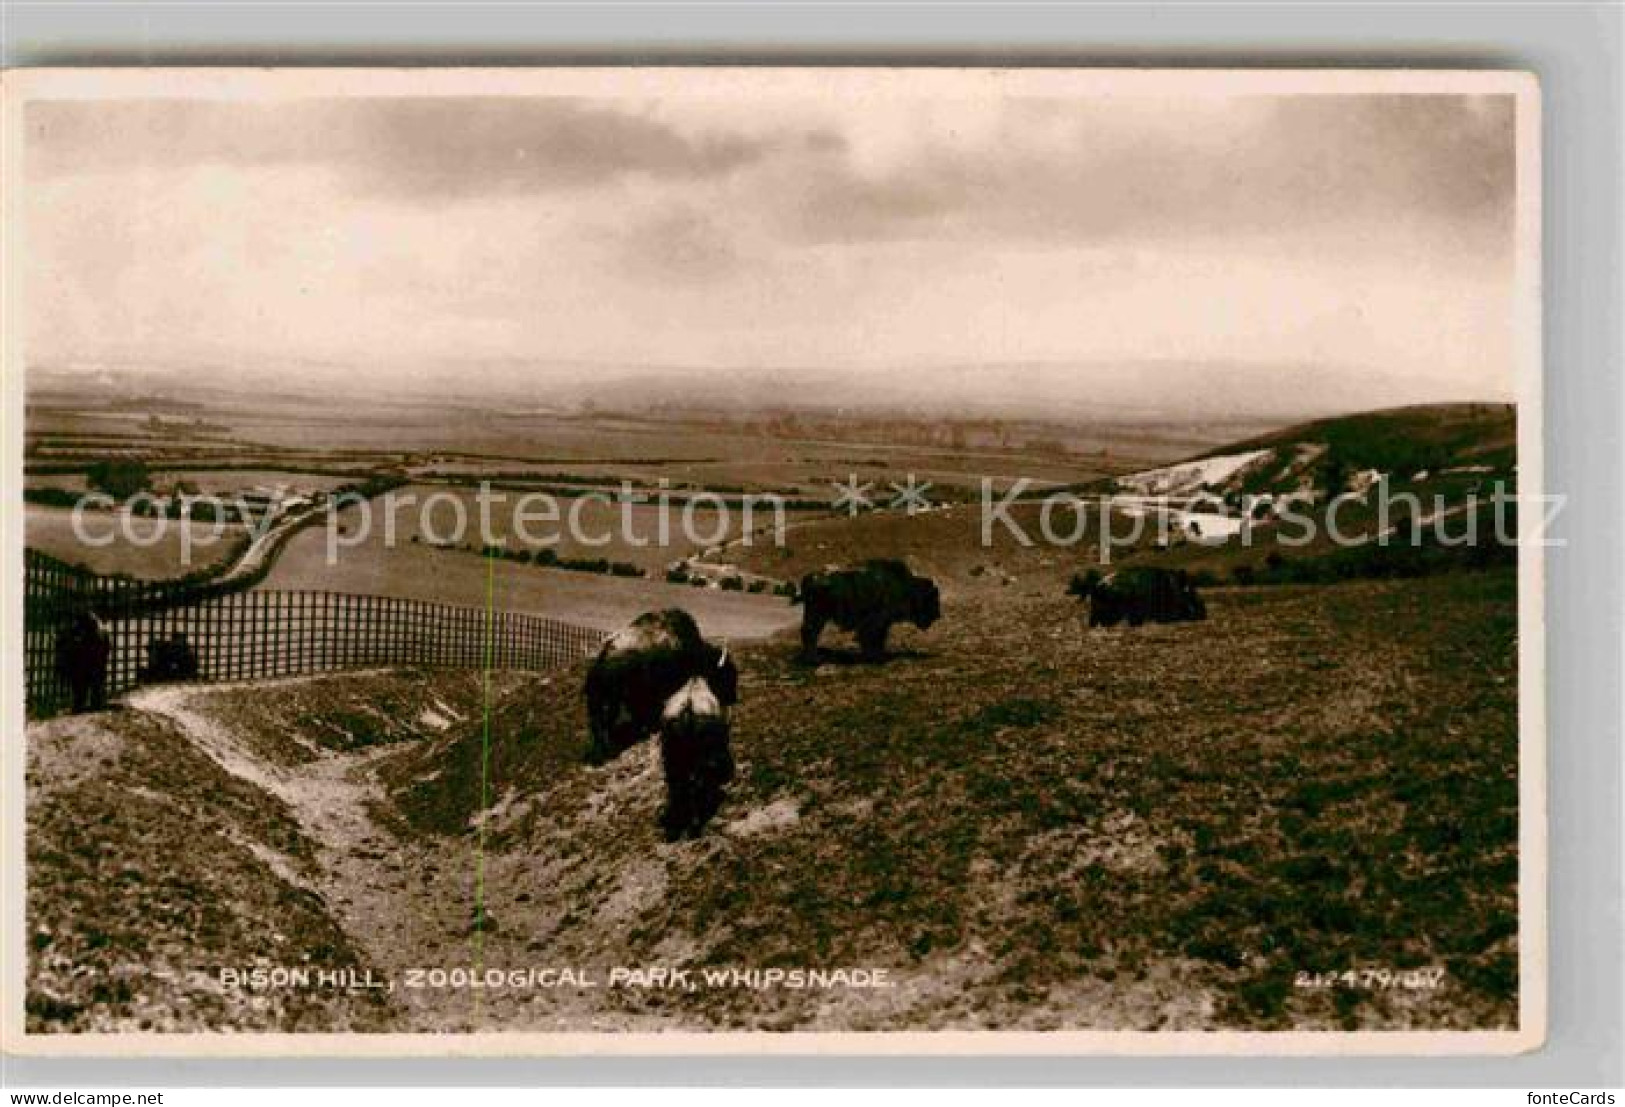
[719, 576, 745, 592]
[559, 556, 609, 574]
[86, 458, 151, 499]
[23, 488, 83, 510]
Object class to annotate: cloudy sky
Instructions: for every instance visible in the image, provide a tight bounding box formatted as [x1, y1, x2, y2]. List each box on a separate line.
[23, 89, 1519, 408]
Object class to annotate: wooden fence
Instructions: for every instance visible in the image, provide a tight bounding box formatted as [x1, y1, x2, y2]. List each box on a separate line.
[25, 548, 608, 716]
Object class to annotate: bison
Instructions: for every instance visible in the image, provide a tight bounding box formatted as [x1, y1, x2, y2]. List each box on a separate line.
[583, 608, 737, 765]
[1068, 566, 1206, 628]
[54, 608, 111, 713]
[657, 676, 736, 840]
[142, 631, 199, 683]
[797, 559, 941, 661]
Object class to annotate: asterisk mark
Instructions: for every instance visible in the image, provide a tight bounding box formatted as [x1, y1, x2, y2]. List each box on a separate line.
[889, 474, 934, 514]
[831, 474, 875, 516]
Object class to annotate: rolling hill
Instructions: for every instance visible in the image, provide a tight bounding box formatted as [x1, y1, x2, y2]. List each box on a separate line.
[712, 402, 1521, 594]
[1117, 402, 1516, 503]
[22, 400, 1524, 1035]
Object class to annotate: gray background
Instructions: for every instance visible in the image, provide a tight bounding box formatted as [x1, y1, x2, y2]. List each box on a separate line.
[2, 0, 1619, 1090]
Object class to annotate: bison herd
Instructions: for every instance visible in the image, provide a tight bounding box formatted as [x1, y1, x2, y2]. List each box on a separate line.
[584, 559, 1207, 841]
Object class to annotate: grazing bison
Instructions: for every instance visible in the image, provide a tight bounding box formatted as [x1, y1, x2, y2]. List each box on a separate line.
[657, 676, 736, 841]
[583, 609, 737, 765]
[142, 631, 199, 683]
[1068, 566, 1206, 628]
[54, 608, 111, 713]
[797, 559, 941, 661]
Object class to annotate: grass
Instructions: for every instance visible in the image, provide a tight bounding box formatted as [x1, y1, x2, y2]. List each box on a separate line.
[25, 708, 391, 1032]
[25, 569, 1519, 1032]
[388, 568, 1519, 1030]
[149, 469, 355, 495]
[301, 481, 770, 576]
[23, 397, 1523, 1032]
[1214, 403, 1516, 475]
[25, 505, 246, 581]
[28, 389, 1229, 506]
[258, 528, 800, 640]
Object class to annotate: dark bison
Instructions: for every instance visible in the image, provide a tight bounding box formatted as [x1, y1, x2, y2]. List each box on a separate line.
[797, 559, 941, 660]
[657, 676, 736, 841]
[142, 631, 199, 682]
[1068, 566, 1206, 628]
[54, 608, 111, 713]
[583, 609, 737, 765]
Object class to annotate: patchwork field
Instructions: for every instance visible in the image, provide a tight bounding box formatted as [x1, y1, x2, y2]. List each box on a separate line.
[26, 390, 1231, 504]
[25, 505, 246, 580]
[258, 524, 800, 640]
[342, 482, 814, 572]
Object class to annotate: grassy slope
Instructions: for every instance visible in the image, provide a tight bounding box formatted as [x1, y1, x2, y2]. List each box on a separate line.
[391, 569, 1519, 1031]
[25, 708, 391, 1032]
[711, 402, 1519, 594]
[722, 501, 1098, 596]
[1207, 403, 1516, 472]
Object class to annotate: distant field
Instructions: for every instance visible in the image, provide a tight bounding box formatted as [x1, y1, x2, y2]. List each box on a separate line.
[410, 454, 1110, 501]
[152, 469, 355, 495]
[23, 473, 90, 492]
[25, 410, 176, 437]
[26, 397, 1222, 494]
[257, 528, 798, 640]
[25, 505, 244, 580]
[223, 409, 758, 460]
[316, 482, 795, 573]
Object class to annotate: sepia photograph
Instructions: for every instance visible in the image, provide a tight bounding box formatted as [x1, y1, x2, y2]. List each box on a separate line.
[2, 67, 1543, 1054]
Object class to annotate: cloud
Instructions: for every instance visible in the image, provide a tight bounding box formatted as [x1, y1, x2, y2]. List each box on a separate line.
[610, 204, 744, 282]
[26, 98, 786, 196]
[768, 95, 1514, 250]
[348, 99, 778, 198]
[28, 94, 1512, 249]
[21, 91, 1520, 405]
